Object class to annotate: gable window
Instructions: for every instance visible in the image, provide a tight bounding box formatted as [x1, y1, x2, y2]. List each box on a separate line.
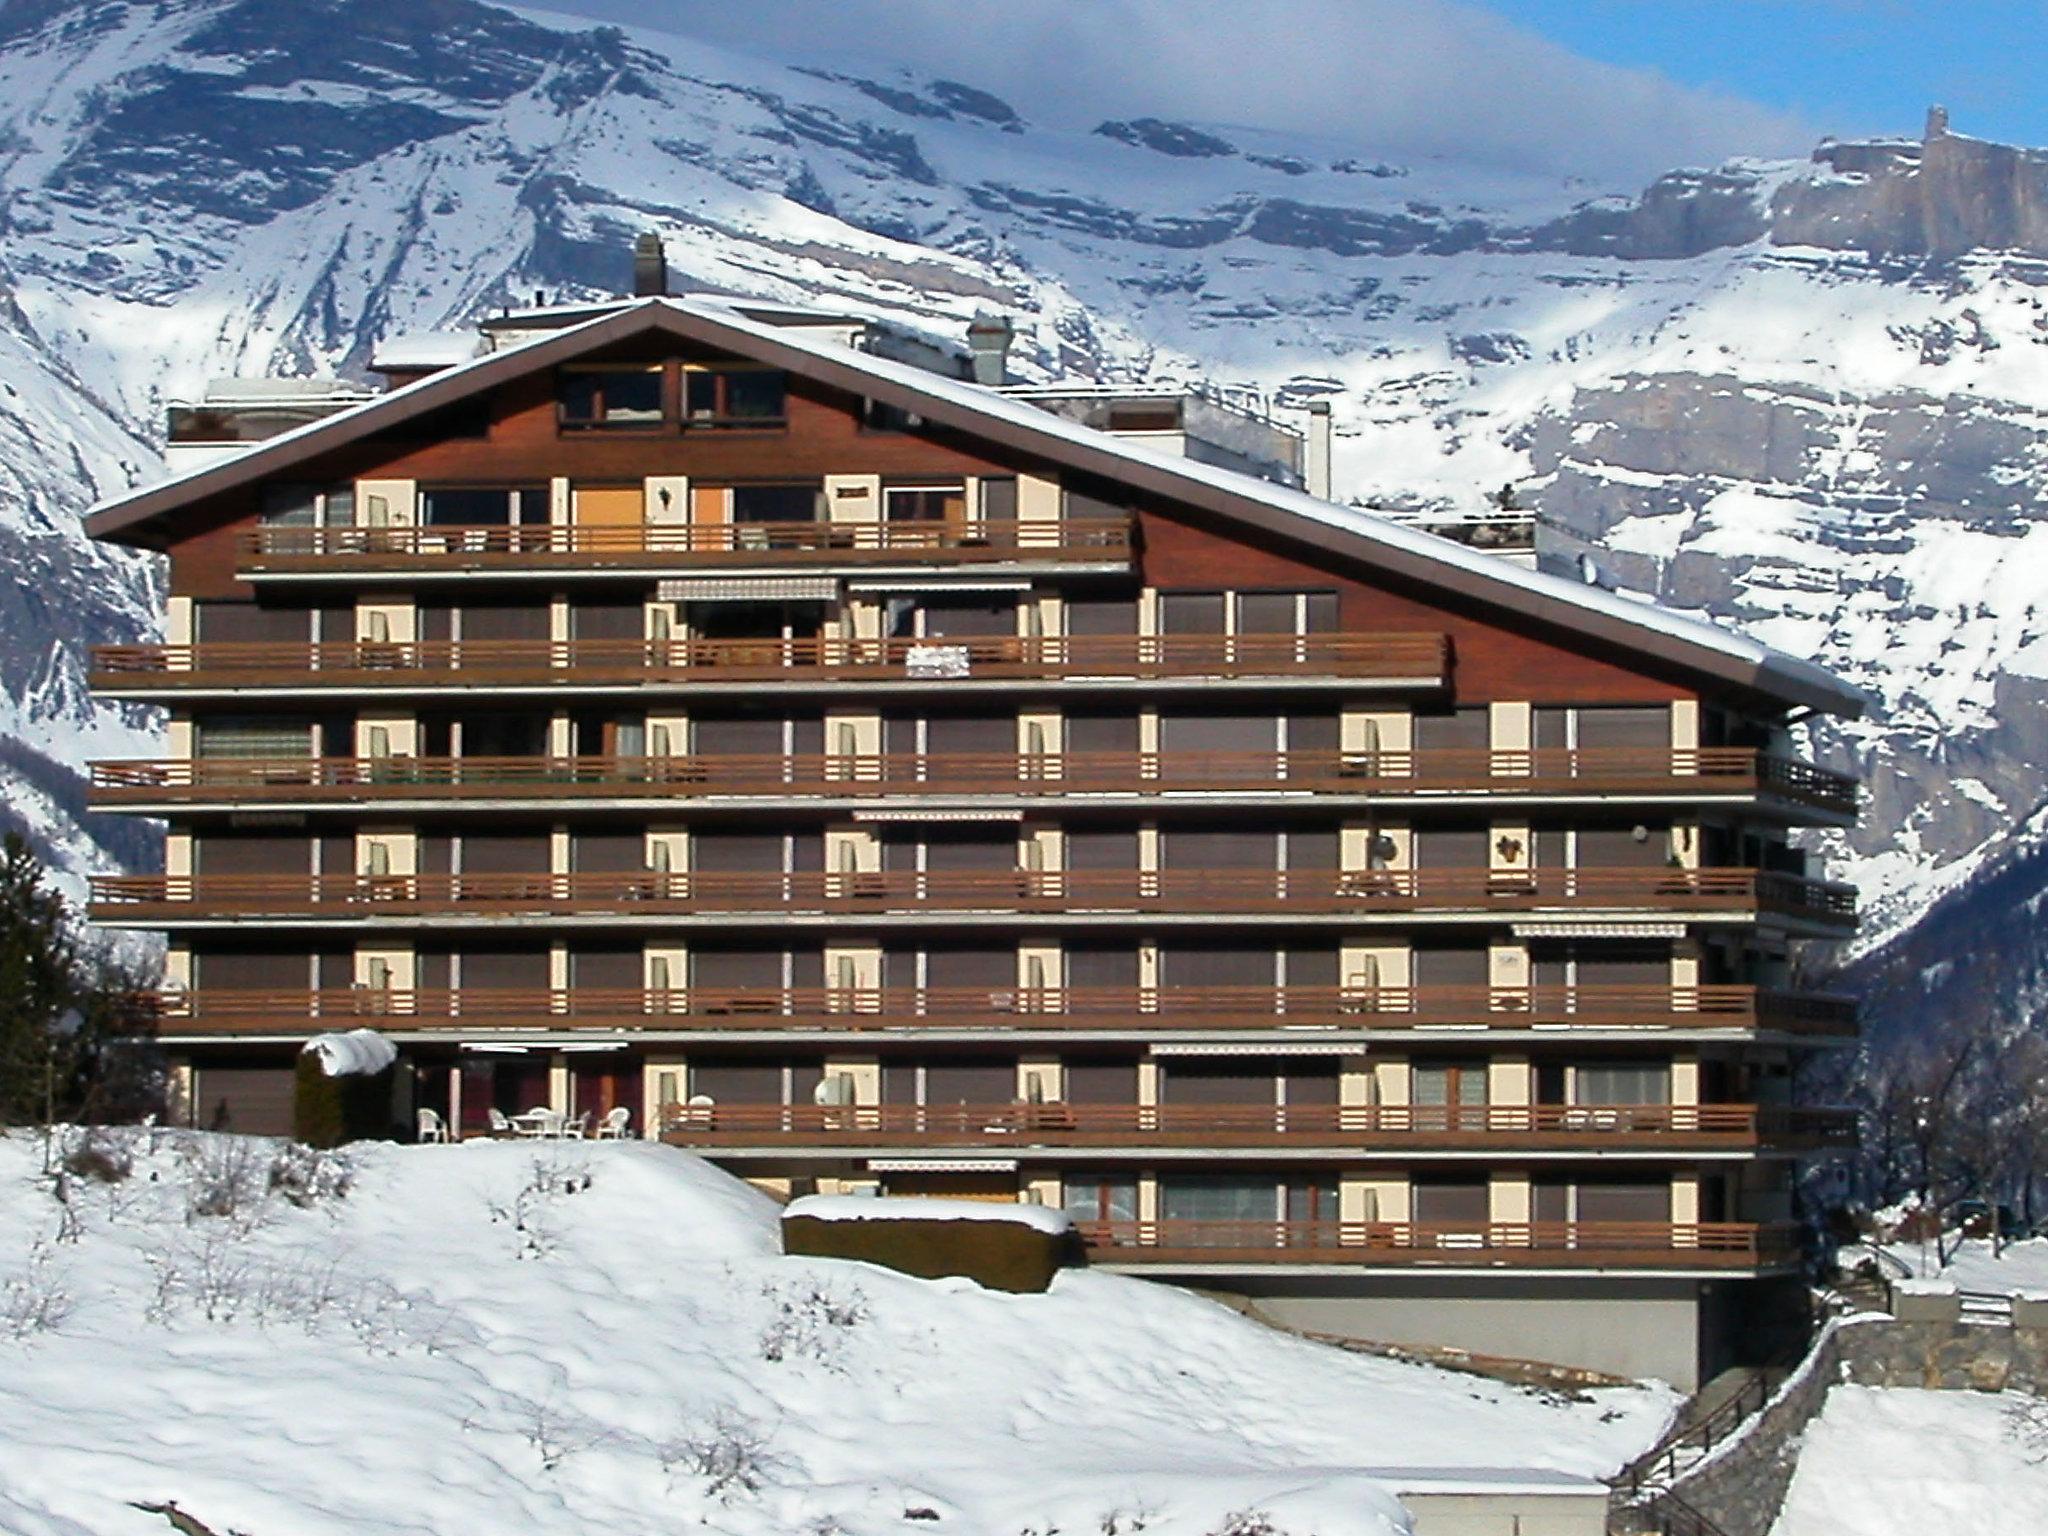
[558, 366, 663, 429]
[260, 484, 355, 527]
[686, 367, 786, 428]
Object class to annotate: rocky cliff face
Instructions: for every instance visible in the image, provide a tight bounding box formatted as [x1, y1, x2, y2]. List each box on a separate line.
[0, 0, 2044, 1033]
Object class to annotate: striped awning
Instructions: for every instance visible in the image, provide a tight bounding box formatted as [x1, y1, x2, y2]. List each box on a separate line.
[1512, 921, 1686, 939]
[657, 576, 840, 602]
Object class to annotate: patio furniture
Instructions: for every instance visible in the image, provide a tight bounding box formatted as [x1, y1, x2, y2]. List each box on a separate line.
[510, 1107, 561, 1139]
[488, 1108, 514, 1138]
[561, 1111, 590, 1140]
[416, 1107, 449, 1144]
[594, 1106, 632, 1139]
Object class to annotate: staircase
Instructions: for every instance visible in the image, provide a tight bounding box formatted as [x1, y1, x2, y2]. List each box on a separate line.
[1606, 1356, 1795, 1536]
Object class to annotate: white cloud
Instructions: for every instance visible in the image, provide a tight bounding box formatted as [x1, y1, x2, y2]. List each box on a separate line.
[527, 0, 1812, 184]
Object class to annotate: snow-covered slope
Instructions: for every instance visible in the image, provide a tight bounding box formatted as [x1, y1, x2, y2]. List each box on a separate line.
[3, 0, 2046, 1003]
[1770, 1386, 2048, 1536]
[0, 1131, 1674, 1535]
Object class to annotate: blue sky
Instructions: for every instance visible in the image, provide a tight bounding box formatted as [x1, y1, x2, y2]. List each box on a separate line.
[1480, 0, 2047, 148]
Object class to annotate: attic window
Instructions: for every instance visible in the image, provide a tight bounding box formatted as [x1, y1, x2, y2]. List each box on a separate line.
[864, 398, 925, 433]
[558, 366, 663, 429]
[686, 367, 785, 429]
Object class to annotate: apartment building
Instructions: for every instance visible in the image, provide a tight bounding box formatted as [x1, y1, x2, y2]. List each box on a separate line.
[83, 265, 1860, 1387]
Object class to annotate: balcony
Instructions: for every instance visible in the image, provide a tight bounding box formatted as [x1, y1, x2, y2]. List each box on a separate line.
[235, 518, 1135, 577]
[652, 1101, 1851, 1153]
[88, 866, 1856, 929]
[128, 983, 1858, 1041]
[90, 745, 1857, 821]
[1074, 1219, 1800, 1271]
[88, 633, 1450, 698]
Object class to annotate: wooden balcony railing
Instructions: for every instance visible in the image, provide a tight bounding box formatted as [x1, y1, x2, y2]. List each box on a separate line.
[88, 867, 1857, 925]
[130, 983, 1857, 1038]
[237, 518, 1135, 571]
[652, 1100, 1852, 1149]
[89, 632, 1449, 692]
[1073, 1218, 1800, 1269]
[89, 745, 1857, 817]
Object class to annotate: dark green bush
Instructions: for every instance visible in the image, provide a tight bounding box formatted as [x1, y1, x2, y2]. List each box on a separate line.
[292, 1051, 396, 1148]
[781, 1214, 1077, 1293]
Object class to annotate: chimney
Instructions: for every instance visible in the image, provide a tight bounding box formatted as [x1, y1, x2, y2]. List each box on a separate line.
[1305, 400, 1333, 499]
[966, 311, 1015, 386]
[633, 233, 669, 298]
[1926, 104, 1950, 142]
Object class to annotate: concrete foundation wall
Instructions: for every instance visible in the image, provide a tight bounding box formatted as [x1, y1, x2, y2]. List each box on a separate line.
[1222, 1275, 1710, 1389]
[1403, 1490, 1607, 1535]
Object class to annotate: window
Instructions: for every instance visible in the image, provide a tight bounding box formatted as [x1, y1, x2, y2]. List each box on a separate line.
[686, 368, 785, 427]
[1063, 1175, 1138, 1224]
[195, 717, 309, 759]
[1412, 1061, 1489, 1127]
[1158, 1176, 1279, 1237]
[260, 484, 354, 527]
[730, 484, 825, 525]
[558, 367, 663, 429]
[420, 487, 546, 527]
[1573, 1062, 1671, 1106]
[884, 485, 967, 524]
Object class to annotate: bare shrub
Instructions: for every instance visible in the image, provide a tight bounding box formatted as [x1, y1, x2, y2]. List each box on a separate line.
[267, 1142, 352, 1207]
[1207, 1512, 1286, 1536]
[482, 1391, 614, 1471]
[2004, 1393, 2048, 1463]
[758, 1275, 870, 1369]
[62, 1128, 135, 1184]
[180, 1136, 270, 1225]
[486, 1152, 592, 1260]
[657, 1406, 786, 1500]
[1, 1242, 73, 1341]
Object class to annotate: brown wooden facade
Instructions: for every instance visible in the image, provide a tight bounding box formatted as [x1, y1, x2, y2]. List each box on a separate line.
[87, 299, 1859, 1301]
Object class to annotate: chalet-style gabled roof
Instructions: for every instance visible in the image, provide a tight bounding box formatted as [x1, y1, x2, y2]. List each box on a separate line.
[86, 297, 1862, 717]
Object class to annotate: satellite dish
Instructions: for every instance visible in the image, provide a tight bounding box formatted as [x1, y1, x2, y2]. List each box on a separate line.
[814, 1074, 854, 1107]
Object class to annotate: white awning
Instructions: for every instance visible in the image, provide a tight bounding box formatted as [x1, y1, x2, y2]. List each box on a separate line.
[867, 1157, 1020, 1172]
[657, 576, 840, 601]
[846, 578, 1033, 593]
[1149, 1041, 1363, 1056]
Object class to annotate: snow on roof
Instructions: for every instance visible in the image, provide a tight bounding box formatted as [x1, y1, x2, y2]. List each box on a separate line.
[784, 1194, 1074, 1235]
[89, 295, 1861, 714]
[370, 331, 482, 370]
[300, 1028, 398, 1078]
[1366, 1466, 1608, 1496]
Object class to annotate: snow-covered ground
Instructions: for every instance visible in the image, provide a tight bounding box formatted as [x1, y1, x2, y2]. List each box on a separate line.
[1771, 1386, 2048, 1536]
[0, 1131, 1675, 1536]
[1939, 1238, 2048, 1295]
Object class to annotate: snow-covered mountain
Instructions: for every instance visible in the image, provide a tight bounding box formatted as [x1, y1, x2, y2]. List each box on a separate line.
[3, 0, 2046, 1037]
